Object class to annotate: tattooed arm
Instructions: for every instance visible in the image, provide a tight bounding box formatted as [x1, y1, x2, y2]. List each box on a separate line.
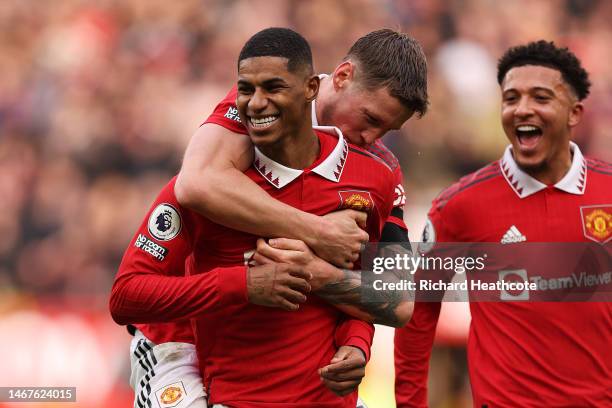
[254, 239, 414, 327]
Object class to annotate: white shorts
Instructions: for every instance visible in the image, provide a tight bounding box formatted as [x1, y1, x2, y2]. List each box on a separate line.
[129, 330, 207, 408]
[129, 331, 366, 408]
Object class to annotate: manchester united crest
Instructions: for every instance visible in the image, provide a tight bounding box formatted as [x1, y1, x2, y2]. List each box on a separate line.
[155, 382, 185, 407]
[580, 205, 612, 243]
[338, 190, 374, 213]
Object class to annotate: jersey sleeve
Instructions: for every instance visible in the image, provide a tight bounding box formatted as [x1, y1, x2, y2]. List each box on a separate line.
[334, 318, 375, 362]
[393, 197, 454, 407]
[109, 177, 248, 325]
[394, 301, 442, 407]
[381, 165, 411, 246]
[388, 165, 408, 229]
[202, 85, 248, 135]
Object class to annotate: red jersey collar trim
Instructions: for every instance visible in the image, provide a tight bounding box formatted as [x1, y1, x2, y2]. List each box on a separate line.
[253, 126, 348, 189]
[499, 142, 587, 198]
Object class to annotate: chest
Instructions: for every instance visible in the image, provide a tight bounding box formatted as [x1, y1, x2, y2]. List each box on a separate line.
[458, 186, 611, 244]
[191, 168, 386, 269]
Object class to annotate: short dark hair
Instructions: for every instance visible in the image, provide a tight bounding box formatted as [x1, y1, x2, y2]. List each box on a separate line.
[497, 40, 591, 100]
[238, 27, 313, 74]
[345, 29, 429, 117]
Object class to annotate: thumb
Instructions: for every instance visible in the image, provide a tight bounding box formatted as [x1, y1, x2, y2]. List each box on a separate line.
[269, 238, 305, 251]
[351, 211, 368, 229]
[330, 346, 350, 364]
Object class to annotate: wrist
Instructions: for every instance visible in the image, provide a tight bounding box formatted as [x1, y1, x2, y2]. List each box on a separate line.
[299, 212, 327, 247]
[342, 341, 369, 362]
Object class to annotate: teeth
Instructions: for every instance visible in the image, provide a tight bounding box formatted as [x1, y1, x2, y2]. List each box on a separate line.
[250, 116, 278, 128]
[517, 125, 539, 132]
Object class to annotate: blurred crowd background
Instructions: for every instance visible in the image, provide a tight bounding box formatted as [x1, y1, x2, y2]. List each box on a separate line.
[1, 0, 611, 407]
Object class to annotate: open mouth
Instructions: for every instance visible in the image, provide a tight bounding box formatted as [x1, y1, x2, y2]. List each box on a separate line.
[515, 124, 542, 149]
[249, 115, 279, 129]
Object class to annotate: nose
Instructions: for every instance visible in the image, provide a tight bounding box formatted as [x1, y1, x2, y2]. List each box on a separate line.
[360, 130, 381, 147]
[248, 88, 268, 113]
[514, 96, 534, 118]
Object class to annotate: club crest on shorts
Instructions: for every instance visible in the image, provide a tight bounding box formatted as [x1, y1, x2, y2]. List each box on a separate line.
[581, 205, 612, 243]
[155, 381, 185, 407]
[148, 204, 182, 241]
[338, 190, 374, 213]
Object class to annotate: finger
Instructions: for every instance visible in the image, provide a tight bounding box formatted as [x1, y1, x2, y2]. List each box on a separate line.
[278, 286, 308, 304]
[284, 275, 312, 293]
[286, 265, 312, 281]
[256, 238, 269, 252]
[320, 367, 365, 382]
[277, 297, 300, 311]
[330, 347, 350, 363]
[351, 211, 368, 229]
[322, 358, 364, 374]
[269, 238, 307, 251]
[357, 231, 369, 246]
[349, 252, 360, 262]
[256, 241, 291, 262]
[320, 378, 361, 396]
[252, 252, 275, 265]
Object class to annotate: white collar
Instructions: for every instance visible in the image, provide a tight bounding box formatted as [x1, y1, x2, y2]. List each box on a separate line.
[499, 141, 587, 198]
[253, 126, 349, 189]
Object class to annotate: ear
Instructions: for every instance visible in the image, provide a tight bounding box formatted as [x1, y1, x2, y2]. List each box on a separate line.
[568, 102, 583, 128]
[305, 74, 320, 103]
[331, 61, 355, 91]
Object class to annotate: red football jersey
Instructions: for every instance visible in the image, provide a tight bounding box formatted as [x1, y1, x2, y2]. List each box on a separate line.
[113, 128, 395, 407]
[395, 143, 612, 407]
[190, 128, 394, 407]
[204, 84, 408, 231]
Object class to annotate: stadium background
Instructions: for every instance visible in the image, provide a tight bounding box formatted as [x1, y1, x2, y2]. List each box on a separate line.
[1, 0, 610, 407]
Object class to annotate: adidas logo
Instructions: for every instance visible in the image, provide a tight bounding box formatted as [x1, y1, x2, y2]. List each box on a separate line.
[501, 225, 527, 244]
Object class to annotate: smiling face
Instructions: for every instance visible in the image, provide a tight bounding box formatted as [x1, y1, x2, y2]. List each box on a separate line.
[500, 65, 583, 182]
[236, 56, 318, 149]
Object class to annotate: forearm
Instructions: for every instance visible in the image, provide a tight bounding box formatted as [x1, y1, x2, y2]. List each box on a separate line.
[316, 268, 413, 328]
[109, 266, 247, 325]
[334, 318, 375, 361]
[394, 301, 442, 408]
[179, 168, 322, 240]
[175, 124, 325, 243]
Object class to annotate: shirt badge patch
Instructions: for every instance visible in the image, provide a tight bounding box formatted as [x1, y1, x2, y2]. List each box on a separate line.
[155, 381, 185, 407]
[581, 205, 612, 243]
[338, 190, 374, 213]
[224, 105, 242, 122]
[393, 184, 406, 207]
[418, 217, 436, 254]
[148, 204, 182, 241]
[134, 233, 168, 261]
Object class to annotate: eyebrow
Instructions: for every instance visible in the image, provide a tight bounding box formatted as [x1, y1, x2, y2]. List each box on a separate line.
[365, 109, 403, 130]
[364, 109, 382, 123]
[238, 77, 287, 85]
[503, 86, 555, 95]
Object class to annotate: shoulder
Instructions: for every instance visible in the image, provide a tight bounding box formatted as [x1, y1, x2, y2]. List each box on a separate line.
[347, 142, 395, 177]
[366, 140, 400, 172]
[586, 157, 612, 176]
[201, 85, 247, 134]
[432, 161, 502, 213]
